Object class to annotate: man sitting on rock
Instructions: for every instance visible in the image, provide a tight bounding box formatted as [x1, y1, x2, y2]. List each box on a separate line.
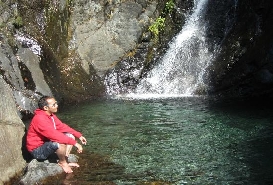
[26, 96, 87, 173]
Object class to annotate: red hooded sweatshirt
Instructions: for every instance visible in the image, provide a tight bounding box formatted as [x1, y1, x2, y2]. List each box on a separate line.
[26, 109, 82, 152]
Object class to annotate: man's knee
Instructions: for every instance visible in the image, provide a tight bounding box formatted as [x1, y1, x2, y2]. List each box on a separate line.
[58, 143, 66, 149]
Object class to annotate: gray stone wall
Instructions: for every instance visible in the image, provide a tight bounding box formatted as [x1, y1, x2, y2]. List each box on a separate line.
[0, 76, 25, 184]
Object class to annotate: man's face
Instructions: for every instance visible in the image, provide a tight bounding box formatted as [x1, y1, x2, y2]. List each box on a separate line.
[45, 98, 58, 114]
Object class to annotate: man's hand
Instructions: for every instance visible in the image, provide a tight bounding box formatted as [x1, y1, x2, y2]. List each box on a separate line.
[79, 136, 87, 145]
[74, 143, 83, 153]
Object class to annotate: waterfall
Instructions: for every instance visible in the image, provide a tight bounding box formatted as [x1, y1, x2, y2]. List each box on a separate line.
[126, 0, 212, 99]
[104, 0, 214, 99]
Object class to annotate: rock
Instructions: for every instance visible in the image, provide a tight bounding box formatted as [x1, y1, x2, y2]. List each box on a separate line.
[71, 0, 158, 77]
[207, 0, 273, 98]
[19, 154, 79, 185]
[0, 76, 26, 185]
[0, 34, 43, 118]
[17, 48, 52, 96]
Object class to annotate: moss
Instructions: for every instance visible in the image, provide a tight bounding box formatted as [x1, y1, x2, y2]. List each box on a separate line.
[13, 16, 23, 29]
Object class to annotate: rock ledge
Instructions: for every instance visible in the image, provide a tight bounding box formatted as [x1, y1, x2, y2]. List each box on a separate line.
[19, 154, 78, 185]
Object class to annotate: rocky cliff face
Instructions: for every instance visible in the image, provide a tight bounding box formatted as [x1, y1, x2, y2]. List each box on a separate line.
[15, 0, 165, 104]
[0, 0, 166, 112]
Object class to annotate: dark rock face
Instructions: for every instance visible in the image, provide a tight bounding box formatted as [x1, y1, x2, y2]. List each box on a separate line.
[0, 34, 51, 119]
[206, 0, 273, 98]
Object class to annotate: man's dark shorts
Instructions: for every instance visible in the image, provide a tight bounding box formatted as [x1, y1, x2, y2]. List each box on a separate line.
[31, 141, 59, 160]
[30, 133, 74, 160]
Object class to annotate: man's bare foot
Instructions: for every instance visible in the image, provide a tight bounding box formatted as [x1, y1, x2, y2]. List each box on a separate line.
[58, 162, 73, 173]
[68, 162, 80, 167]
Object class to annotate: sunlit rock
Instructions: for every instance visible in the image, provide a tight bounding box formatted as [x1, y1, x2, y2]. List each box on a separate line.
[19, 154, 78, 185]
[0, 76, 25, 184]
[71, 0, 157, 77]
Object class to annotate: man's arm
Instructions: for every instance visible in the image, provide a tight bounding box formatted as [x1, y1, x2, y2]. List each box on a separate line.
[35, 117, 77, 145]
[53, 115, 82, 138]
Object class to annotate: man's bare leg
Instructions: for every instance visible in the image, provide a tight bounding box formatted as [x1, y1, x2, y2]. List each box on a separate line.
[65, 134, 80, 167]
[66, 144, 73, 156]
[65, 145, 80, 167]
[56, 144, 73, 173]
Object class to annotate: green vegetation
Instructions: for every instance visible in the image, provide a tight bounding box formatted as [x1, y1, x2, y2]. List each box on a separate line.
[165, 0, 175, 14]
[148, 16, 165, 37]
[13, 16, 23, 28]
[148, 0, 175, 38]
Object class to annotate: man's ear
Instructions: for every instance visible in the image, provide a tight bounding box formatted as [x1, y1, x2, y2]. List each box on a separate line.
[43, 106, 49, 111]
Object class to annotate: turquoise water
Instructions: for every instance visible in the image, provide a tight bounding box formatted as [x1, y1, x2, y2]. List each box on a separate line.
[56, 97, 273, 184]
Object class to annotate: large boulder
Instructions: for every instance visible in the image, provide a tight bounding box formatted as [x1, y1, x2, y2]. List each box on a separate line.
[71, 0, 158, 77]
[0, 76, 25, 184]
[19, 154, 78, 185]
[0, 34, 49, 118]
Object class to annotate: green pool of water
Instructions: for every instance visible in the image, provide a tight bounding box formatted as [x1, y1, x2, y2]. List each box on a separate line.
[49, 97, 273, 184]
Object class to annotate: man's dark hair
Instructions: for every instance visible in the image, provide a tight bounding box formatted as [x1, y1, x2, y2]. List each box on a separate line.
[38, 96, 54, 110]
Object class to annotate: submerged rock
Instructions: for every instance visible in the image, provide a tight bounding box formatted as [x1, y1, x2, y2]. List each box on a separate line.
[19, 154, 79, 185]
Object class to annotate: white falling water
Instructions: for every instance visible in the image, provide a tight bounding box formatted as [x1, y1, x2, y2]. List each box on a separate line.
[125, 0, 212, 99]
